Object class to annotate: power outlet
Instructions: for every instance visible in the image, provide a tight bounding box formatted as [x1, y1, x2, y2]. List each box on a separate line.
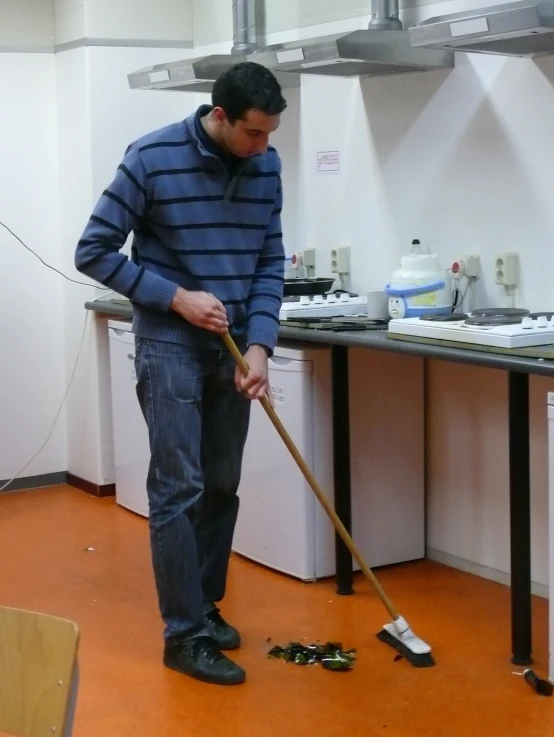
[495, 251, 519, 287]
[464, 254, 481, 278]
[302, 248, 316, 269]
[331, 246, 351, 274]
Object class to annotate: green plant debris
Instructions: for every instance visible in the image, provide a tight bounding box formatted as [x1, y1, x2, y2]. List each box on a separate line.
[267, 641, 356, 671]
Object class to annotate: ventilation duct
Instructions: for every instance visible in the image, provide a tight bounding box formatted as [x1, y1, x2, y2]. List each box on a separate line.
[231, 0, 257, 53]
[408, 0, 554, 57]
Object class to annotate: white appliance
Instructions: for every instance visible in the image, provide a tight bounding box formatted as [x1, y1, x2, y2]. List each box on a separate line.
[108, 320, 150, 517]
[385, 239, 452, 319]
[389, 310, 554, 349]
[279, 293, 367, 320]
[233, 343, 336, 578]
[547, 391, 554, 683]
[232, 341, 425, 580]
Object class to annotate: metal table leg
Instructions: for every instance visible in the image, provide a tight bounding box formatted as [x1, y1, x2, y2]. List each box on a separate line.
[331, 345, 353, 595]
[508, 371, 533, 665]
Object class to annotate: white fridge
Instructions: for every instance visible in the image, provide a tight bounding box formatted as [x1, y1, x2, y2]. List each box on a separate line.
[108, 320, 150, 517]
[233, 342, 337, 579]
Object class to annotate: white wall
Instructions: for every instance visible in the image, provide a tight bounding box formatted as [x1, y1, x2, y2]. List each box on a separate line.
[0, 0, 55, 50]
[55, 0, 193, 45]
[426, 366, 552, 593]
[55, 0, 85, 46]
[0, 54, 67, 482]
[193, 0, 374, 46]
[86, 0, 193, 42]
[294, 54, 554, 308]
[191, 0, 528, 46]
[58, 45, 198, 485]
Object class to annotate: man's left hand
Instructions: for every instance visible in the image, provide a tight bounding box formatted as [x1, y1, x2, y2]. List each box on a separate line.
[235, 345, 272, 403]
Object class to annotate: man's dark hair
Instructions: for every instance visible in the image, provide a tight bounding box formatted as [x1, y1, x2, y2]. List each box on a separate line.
[212, 62, 287, 123]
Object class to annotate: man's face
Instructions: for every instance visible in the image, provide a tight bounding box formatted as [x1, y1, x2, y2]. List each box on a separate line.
[213, 107, 281, 158]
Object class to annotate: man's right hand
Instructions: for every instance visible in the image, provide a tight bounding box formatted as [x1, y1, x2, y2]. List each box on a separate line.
[170, 287, 229, 334]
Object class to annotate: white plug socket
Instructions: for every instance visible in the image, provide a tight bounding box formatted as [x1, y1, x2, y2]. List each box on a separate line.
[464, 254, 481, 278]
[495, 251, 519, 287]
[331, 246, 351, 274]
[302, 248, 316, 269]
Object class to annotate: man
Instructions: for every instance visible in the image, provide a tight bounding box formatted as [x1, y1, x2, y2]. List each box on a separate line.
[74, 62, 287, 686]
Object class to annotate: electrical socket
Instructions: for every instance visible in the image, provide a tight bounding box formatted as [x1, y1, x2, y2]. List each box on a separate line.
[464, 254, 481, 278]
[495, 251, 519, 287]
[451, 254, 480, 280]
[331, 246, 350, 274]
[302, 248, 316, 269]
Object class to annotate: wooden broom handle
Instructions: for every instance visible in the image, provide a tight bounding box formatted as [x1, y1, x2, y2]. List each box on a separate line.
[222, 331, 399, 621]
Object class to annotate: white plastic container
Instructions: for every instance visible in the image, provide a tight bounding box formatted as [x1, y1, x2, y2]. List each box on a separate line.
[385, 240, 452, 318]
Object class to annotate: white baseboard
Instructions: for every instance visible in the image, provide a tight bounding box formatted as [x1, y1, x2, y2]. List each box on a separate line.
[427, 548, 549, 600]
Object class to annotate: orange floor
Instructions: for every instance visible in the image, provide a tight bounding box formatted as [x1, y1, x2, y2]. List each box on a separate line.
[0, 484, 552, 736]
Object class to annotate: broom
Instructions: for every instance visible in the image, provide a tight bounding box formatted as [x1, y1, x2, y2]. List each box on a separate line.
[223, 331, 435, 668]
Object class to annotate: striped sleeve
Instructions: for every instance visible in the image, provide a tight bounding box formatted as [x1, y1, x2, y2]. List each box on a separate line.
[247, 170, 285, 354]
[74, 146, 178, 312]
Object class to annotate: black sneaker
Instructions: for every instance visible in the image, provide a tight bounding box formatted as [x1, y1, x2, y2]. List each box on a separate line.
[203, 606, 241, 650]
[163, 635, 245, 686]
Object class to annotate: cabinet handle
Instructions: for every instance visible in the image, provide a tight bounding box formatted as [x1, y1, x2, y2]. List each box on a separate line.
[127, 353, 135, 360]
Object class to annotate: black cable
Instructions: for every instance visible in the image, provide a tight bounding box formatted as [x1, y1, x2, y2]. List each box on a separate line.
[0, 219, 109, 289]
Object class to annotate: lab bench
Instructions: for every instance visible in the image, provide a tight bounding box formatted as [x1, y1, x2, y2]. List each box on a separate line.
[85, 298, 554, 669]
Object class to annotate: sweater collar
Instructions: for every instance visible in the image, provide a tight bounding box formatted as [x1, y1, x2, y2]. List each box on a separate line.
[185, 105, 259, 172]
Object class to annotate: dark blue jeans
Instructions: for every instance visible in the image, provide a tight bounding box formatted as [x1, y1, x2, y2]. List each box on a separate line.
[134, 337, 251, 643]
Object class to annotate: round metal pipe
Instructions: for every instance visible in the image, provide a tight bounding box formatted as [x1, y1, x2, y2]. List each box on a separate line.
[231, 0, 258, 54]
[368, 0, 402, 31]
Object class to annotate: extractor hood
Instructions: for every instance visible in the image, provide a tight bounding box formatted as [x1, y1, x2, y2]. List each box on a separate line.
[248, 0, 454, 77]
[128, 0, 298, 93]
[408, 0, 554, 57]
[128, 55, 248, 94]
[128, 52, 300, 93]
[249, 28, 454, 78]
[128, 0, 453, 93]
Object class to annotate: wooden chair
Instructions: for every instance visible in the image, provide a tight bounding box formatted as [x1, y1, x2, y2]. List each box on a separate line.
[0, 607, 79, 737]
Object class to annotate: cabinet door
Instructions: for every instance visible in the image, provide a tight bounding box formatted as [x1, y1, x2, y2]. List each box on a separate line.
[233, 360, 317, 580]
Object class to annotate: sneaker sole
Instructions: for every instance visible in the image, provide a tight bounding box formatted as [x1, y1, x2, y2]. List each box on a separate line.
[163, 658, 246, 686]
[214, 637, 241, 651]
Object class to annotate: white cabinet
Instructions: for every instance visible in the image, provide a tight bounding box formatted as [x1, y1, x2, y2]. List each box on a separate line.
[108, 320, 150, 517]
[233, 343, 336, 579]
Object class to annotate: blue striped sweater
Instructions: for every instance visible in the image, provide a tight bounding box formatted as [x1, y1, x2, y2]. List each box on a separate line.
[75, 105, 285, 353]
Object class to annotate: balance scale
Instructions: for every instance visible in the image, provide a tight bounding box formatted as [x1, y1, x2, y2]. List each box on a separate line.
[388, 308, 554, 349]
[279, 293, 367, 320]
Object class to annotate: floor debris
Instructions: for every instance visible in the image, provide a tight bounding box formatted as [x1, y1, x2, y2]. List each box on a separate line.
[267, 641, 356, 671]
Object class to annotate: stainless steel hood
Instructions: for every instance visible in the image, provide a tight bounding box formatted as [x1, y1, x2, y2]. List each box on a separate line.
[128, 0, 454, 93]
[248, 0, 454, 77]
[127, 55, 300, 92]
[249, 28, 454, 78]
[408, 0, 554, 57]
[128, 55, 248, 94]
[128, 0, 298, 92]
